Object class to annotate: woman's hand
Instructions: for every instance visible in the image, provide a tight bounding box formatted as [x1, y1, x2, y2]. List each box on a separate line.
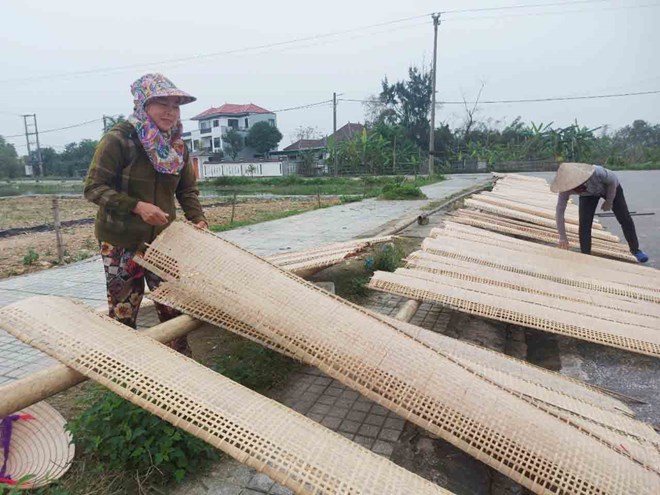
[558, 240, 570, 250]
[601, 200, 613, 212]
[132, 201, 169, 226]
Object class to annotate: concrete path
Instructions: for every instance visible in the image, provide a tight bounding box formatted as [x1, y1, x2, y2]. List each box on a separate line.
[0, 173, 489, 386]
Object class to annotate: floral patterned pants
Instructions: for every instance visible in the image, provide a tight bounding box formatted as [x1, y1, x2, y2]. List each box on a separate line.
[100, 242, 189, 354]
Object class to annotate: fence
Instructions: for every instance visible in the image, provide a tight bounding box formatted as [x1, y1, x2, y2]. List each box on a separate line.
[492, 160, 559, 172]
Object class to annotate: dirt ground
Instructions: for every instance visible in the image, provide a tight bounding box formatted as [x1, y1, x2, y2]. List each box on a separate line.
[0, 196, 339, 279]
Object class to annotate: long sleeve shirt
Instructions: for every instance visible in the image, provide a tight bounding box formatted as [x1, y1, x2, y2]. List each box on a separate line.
[555, 165, 619, 242]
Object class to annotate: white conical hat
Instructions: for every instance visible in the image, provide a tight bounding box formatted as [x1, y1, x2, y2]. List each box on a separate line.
[0, 401, 74, 489]
[550, 162, 595, 193]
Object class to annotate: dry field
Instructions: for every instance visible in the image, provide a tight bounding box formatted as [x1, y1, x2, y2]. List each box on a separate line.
[0, 196, 339, 279]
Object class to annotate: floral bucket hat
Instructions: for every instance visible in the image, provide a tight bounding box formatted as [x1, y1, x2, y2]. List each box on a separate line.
[130, 73, 196, 109]
[127, 73, 196, 174]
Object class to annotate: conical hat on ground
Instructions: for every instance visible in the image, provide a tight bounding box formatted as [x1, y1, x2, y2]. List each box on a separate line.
[0, 401, 74, 489]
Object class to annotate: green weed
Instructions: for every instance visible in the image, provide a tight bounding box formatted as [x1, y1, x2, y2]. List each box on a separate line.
[22, 248, 39, 266]
[67, 386, 219, 486]
[212, 340, 299, 393]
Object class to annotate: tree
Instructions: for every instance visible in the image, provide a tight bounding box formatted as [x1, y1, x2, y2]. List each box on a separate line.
[0, 136, 22, 178]
[222, 129, 244, 160]
[379, 65, 433, 151]
[59, 139, 98, 177]
[103, 114, 128, 133]
[245, 121, 283, 157]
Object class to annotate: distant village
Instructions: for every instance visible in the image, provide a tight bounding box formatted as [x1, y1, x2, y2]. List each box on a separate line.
[183, 102, 364, 179]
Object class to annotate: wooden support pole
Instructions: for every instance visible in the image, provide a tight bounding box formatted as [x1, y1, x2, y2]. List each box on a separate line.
[394, 299, 420, 323]
[52, 196, 65, 264]
[0, 315, 203, 417]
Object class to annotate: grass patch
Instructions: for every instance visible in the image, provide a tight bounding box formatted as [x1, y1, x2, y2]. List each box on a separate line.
[328, 241, 408, 303]
[212, 338, 300, 393]
[368, 243, 405, 272]
[379, 182, 427, 200]
[203, 175, 444, 197]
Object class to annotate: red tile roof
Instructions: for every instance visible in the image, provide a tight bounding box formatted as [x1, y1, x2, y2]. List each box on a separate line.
[191, 103, 273, 120]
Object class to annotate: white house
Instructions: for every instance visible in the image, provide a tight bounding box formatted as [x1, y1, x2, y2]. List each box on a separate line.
[182, 103, 277, 159]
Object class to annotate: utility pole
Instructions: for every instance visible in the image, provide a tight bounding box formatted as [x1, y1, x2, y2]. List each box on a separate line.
[103, 115, 109, 133]
[332, 92, 338, 176]
[428, 13, 441, 177]
[22, 114, 43, 177]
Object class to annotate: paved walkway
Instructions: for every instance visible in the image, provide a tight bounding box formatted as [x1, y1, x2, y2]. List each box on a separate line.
[0, 173, 489, 385]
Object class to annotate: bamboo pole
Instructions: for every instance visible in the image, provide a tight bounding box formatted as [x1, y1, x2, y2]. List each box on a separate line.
[0, 315, 202, 417]
[394, 299, 420, 323]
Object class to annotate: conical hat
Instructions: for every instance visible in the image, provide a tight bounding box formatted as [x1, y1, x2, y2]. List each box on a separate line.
[549, 162, 595, 193]
[0, 401, 74, 489]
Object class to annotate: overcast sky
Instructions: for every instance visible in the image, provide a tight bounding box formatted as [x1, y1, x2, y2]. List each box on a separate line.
[1, 0, 658, 153]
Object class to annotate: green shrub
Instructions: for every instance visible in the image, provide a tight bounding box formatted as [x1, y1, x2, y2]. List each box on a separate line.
[213, 341, 299, 392]
[22, 248, 39, 265]
[346, 275, 370, 300]
[212, 176, 252, 186]
[339, 195, 362, 204]
[379, 182, 427, 200]
[371, 244, 404, 272]
[67, 386, 219, 485]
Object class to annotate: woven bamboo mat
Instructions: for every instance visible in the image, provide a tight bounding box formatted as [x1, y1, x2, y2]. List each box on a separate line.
[448, 211, 635, 261]
[267, 236, 393, 274]
[439, 221, 633, 257]
[465, 198, 618, 241]
[405, 252, 660, 320]
[421, 237, 659, 301]
[0, 297, 450, 495]
[372, 267, 659, 349]
[136, 222, 659, 495]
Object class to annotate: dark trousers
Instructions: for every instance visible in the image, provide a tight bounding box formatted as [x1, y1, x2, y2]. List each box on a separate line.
[579, 185, 639, 255]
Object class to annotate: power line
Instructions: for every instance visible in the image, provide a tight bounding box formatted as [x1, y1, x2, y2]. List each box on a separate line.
[338, 89, 660, 106]
[442, 0, 609, 15]
[0, 15, 429, 84]
[272, 100, 334, 113]
[443, 2, 660, 22]
[3, 118, 103, 138]
[435, 89, 660, 105]
[0, 1, 642, 85]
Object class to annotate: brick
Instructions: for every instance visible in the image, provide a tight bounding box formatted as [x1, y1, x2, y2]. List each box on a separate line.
[370, 404, 389, 416]
[364, 414, 385, 427]
[345, 410, 367, 422]
[269, 484, 294, 495]
[326, 406, 350, 419]
[352, 435, 374, 449]
[339, 420, 361, 434]
[320, 416, 342, 430]
[378, 428, 401, 442]
[372, 440, 395, 457]
[246, 473, 274, 491]
[357, 424, 380, 438]
[351, 400, 372, 412]
[308, 403, 331, 415]
[384, 417, 405, 430]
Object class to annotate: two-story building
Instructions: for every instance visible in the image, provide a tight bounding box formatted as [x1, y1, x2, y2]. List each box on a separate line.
[182, 103, 277, 159]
